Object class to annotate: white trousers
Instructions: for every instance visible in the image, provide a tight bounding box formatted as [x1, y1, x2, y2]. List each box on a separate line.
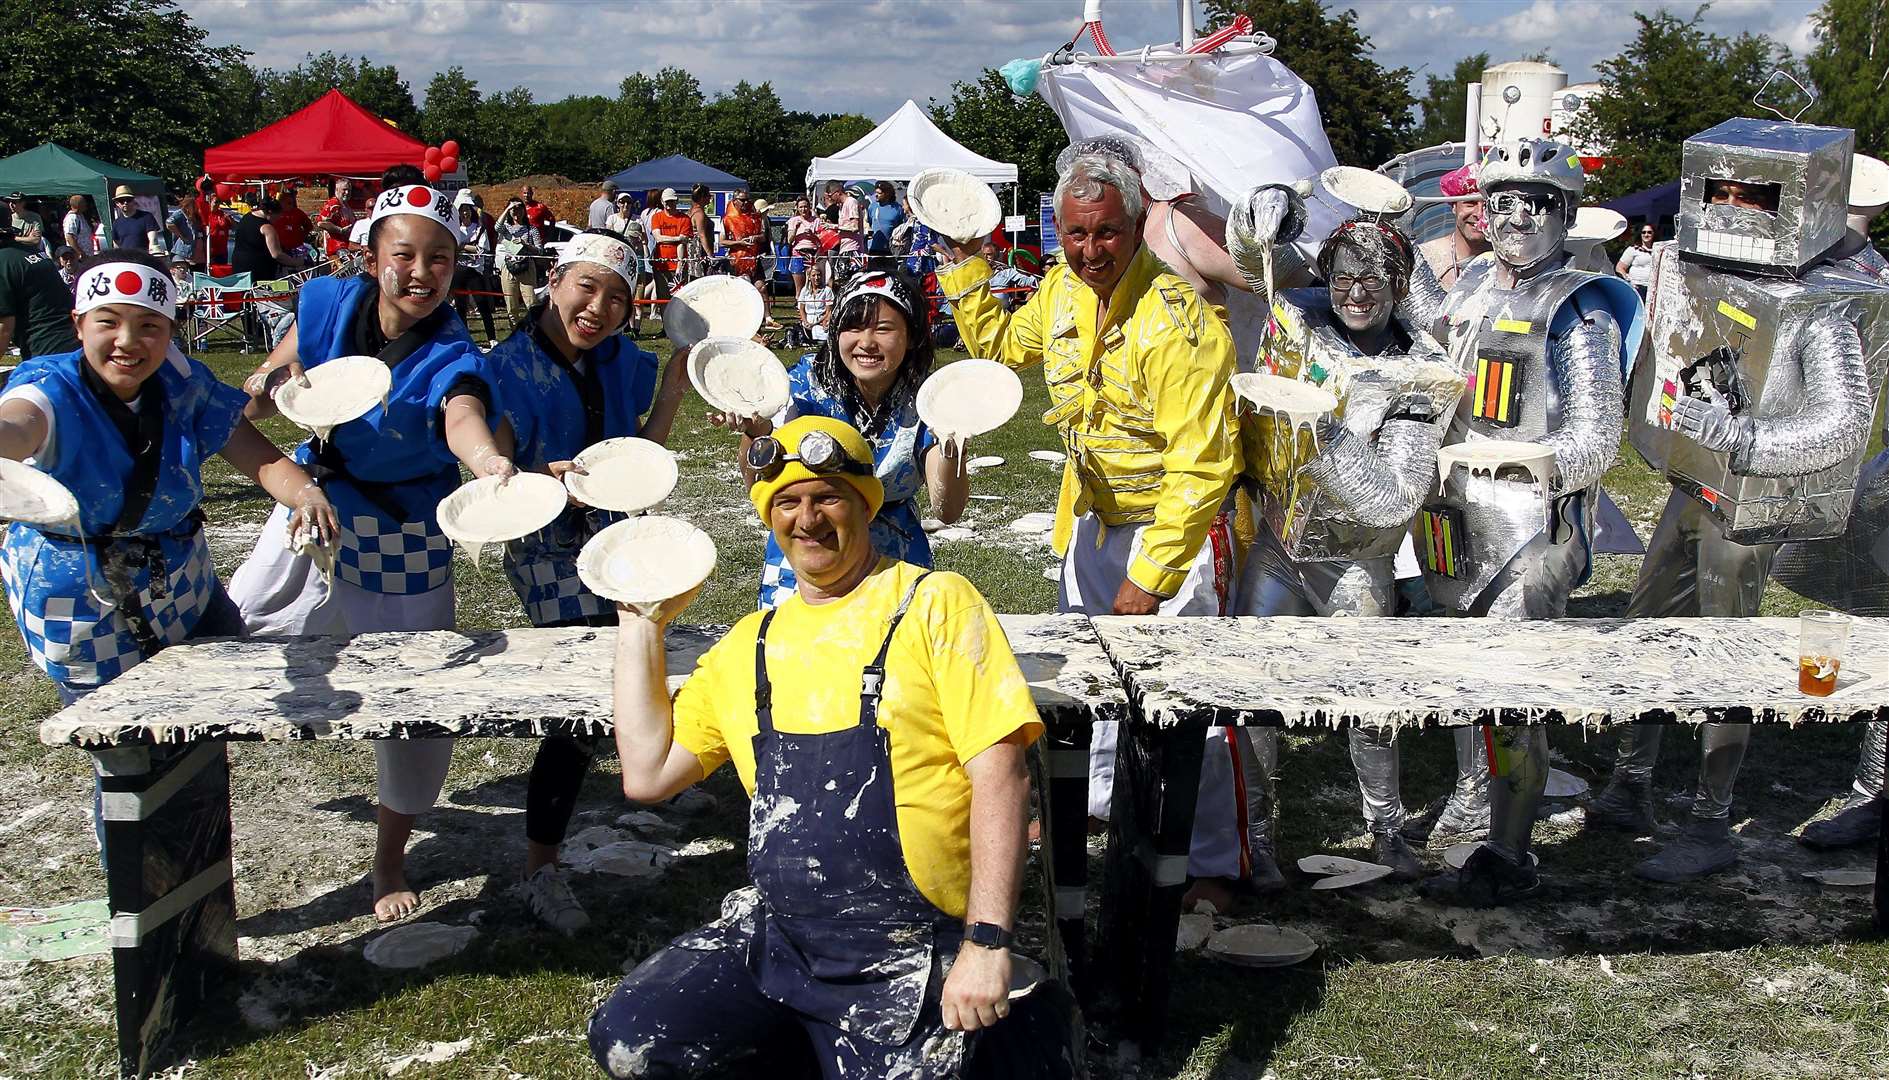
[1060, 510, 1257, 879]
[228, 504, 459, 816]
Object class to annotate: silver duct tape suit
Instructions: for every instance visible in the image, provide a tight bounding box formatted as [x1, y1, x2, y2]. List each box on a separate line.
[1236, 288, 1464, 834]
[1613, 123, 1889, 861]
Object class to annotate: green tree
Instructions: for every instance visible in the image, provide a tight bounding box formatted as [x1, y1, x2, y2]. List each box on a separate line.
[1569, 9, 1794, 202]
[1412, 53, 1491, 149]
[803, 114, 876, 160]
[699, 81, 798, 191]
[476, 87, 548, 183]
[421, 67, 483, 155]
[541, 95, 617, 180]
[932, 70, 1066, 198]
[1807, 0, 1889, 156]
[256, 52, 419, 132]
[1203, 0, 1415, 167]
[0, 0, 249, 185]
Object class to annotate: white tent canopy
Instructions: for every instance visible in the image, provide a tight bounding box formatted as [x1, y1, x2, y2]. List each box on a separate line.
[805, 100, 1019, 188]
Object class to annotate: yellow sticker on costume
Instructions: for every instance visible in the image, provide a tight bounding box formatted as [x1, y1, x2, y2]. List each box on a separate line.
[1716, 301, 1757, 330]
[1493, 318, 1532, 334]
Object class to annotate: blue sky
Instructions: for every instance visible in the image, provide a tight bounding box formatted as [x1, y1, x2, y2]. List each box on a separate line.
[182, 0, 1818, 119]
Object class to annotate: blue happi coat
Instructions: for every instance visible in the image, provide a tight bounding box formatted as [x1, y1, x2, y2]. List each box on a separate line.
[293, 274, 496, 595]
[0, 348, 246, 692]
[758, 356, 937, 609]
[488, 321, 661, 624]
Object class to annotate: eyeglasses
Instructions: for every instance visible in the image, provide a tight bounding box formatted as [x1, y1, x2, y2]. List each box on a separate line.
[1485, 191, 1563, 217]
[746, 431, 874, 482]
[1329, 274, 1386, 294]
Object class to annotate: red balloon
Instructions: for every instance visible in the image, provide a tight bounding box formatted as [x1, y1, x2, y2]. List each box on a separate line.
[423, 163, 444, 183]
[440, 140, 460, 159]
[439, 155, 459, 175]
[215, 182, 234, 200]
[424, 146, 443, 164]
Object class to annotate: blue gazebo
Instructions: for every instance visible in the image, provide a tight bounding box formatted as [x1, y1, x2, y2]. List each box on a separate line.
[605, 154, 748, 215]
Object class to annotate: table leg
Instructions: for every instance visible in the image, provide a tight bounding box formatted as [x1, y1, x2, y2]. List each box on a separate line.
[1045, 721, 1094, 1001]
[1876, 718, 1887, 932]
[1097, 718, 1204, 1048]
[94, 741, 238, 1079]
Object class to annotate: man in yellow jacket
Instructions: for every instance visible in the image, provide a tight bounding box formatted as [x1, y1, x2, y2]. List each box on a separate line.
[938, 152, 1263, 909]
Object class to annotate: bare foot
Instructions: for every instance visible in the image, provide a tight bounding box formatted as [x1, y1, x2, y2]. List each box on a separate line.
[373, 872, 418, 922]
[1181, 877, 1236, 916]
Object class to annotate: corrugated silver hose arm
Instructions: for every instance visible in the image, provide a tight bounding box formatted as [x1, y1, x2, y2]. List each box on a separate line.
[1542, 307, 1623, 495]
[1397, 254, 1451, 341]
[1734, 308, 1872, 478]
[1299, 417, 1443, 528]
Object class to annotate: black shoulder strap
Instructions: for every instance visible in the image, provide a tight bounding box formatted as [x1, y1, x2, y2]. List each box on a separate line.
[753, 608, 779, 733]
[858, 571, 932, 728]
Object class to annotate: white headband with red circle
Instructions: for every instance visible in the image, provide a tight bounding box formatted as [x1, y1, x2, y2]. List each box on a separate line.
[75, 262, 176, 320]
[557, 232, 638, 290]
[368, 184, 454, 231]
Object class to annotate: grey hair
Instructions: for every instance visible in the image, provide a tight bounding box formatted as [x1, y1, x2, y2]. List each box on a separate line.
[1054, 153, 1144, 223]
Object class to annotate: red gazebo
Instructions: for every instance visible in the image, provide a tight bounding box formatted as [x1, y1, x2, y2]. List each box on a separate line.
[203, 89, 426, 181]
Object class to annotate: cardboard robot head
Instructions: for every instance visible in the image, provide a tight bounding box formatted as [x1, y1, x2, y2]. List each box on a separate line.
[1678, 118, 1853, 275]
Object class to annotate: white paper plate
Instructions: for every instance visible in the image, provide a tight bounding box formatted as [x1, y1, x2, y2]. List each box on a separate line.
[1319, 166, 1414, 216]
[1205, 923, 1319, 967]
[1852, 153, 1889, 211]
[1231, 372, 1338, 419]
[0, 457, 80, 528]
[1296, 854, 1379, 877]
[1544, 768, 1589, 799]
[363, 922, 478, 970]
[1801, 867, 1874, 887]
[1009, 512, 1056, 535]
[1028, 449, 1067, 464]
[687, 337, 790, 419]
[577, 515, 717, 611]
[909, 167, 1003, 243]
[565, 437, 678, 514]
[967, 456, 1005, 471]
[274, 355, 392, 438]
[437, 473, 569, 565]
[1443, 842, 1541, 871]
[1309, 864, 1395, 890]
[1569, 206, 1627, 243]
[664, 274, 766, 348]
[917, 359, 1024, 444]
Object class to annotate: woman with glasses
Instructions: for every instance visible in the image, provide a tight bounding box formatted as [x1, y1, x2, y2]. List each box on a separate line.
[715, 268, 971, 608]
[1616, 222, 1659, 298]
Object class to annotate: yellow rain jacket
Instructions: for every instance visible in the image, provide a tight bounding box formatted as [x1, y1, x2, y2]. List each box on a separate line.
[939, 247, 1241, 597]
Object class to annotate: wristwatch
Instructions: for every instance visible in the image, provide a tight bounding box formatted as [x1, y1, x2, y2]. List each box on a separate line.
[965, 921, 1012, 951]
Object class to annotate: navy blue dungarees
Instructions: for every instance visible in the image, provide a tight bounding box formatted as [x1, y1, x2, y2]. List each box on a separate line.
[589, 574, 976, 1079]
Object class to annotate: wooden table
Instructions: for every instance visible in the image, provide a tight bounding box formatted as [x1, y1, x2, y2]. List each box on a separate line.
[1087, 615, 1889, 1048]
[40, 615, 1124, 1079]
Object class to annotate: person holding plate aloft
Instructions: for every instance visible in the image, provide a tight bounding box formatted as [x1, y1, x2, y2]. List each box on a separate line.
[226, 166, 514, 922]
[485, 228, 691, 934]
[0, 249, 336, 705]
[713, 267, 970, 609]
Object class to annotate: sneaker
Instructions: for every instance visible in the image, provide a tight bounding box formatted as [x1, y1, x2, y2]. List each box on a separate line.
[520, 865, 590, 936]
[1799, 793, 1883, 850]
[1585, 778, 1658, 835]
[1372, 830, 1425, 882]
[1634, 817, 1737, 883]
[1422, 843, 1540, 907]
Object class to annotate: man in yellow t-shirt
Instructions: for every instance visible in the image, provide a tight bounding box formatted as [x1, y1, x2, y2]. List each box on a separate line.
[587, 416, 1070, 1079]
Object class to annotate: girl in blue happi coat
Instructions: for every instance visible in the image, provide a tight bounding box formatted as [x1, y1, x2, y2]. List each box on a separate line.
[716, 268, 971, 608]
[227, 170, 515, 922]
[0, 250, 336, 703]
[486, 228, 689, 932]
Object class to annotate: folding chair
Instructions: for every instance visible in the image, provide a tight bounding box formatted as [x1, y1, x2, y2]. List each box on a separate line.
[250, 279, 297, 350]
[186, 272, 254, 353]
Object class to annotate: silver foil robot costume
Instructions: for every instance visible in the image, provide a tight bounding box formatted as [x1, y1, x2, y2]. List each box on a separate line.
[1404, 137, 1645, 904]
[1603, 123, 1889, 880]
[1226, 215, 1467, 879]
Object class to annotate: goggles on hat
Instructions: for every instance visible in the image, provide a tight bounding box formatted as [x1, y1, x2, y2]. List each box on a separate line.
[745, 431, 874, 483]
[75, 261, 176, 321]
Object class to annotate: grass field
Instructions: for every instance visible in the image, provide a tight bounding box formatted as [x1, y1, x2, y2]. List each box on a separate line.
[0, 323, 1886, 1079]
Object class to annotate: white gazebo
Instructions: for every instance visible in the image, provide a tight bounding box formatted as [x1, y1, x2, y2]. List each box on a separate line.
[805, 100, 1019, 189]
